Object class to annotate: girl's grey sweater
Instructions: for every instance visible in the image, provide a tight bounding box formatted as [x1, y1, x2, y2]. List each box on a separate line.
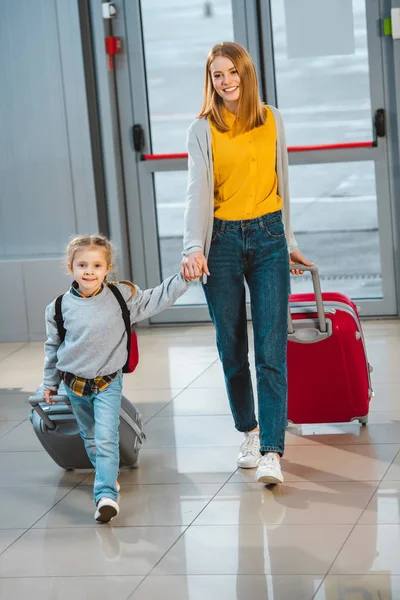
[43, 274, 188, 390]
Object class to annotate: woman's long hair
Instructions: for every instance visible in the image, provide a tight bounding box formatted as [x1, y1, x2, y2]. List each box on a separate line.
[198, 42, 266, 135]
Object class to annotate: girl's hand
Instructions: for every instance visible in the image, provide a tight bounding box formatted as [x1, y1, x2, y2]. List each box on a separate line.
[181, 252, 210, 281]
[44, 390, 57, 405]
[289, 250, 313, 275]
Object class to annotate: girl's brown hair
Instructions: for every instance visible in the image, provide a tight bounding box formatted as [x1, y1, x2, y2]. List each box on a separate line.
[67, 234, 136, 299]
[198, 42, 266, 134]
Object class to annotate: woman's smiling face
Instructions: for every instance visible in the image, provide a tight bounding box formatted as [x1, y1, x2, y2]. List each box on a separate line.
[210, 55, 240, 109]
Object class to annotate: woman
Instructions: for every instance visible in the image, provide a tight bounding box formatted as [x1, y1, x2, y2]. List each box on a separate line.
[181, 42, 312, 484]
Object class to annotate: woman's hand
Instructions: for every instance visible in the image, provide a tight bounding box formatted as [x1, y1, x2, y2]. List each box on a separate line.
[289, 249, 313, 275]
[181, 251, 210, 281]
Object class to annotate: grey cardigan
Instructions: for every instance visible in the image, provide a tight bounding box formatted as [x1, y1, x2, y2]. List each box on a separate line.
[183, 106, 298, 270]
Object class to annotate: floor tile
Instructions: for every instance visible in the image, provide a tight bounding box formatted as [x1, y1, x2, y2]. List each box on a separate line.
[0, 421, 21, 438]
[0, 487, 71, 529]
[0, 343, 25, 363]
[0, 389, 31, 421]
[121, 362, 215, 390]
[0, 526, 185, 576]
[0, 530, 25, 555]
[330, 524, 400, 575]
[122, 388, 183, 420]
[188, 362, 256, 389]
[368, 383, 400, 411]
[232, 444, 400, 483]
[153, 524, 352, 576]
[131, 574, 321, 600]
[0, 343, 44, 390]
[0, 419, 43, 452]
[0, 320, 399, 593]
[314, 574, 400, 600]
[367, 340, 400, 384]
[383, 450, 400, 481]
[0, 577, 143, 600]
[366, 411, 400, 424]
[143, 416, 242, 448]
[135, 334, 219, 364]
[81, 447, 237, 485]
[34, 483, 220, 528]
[157, 388, 231, 417]
[362, 320, 400, 337]
[0, 452, 90, 487]
[193, 481, 378, 526]
[359, 481, 400, 524]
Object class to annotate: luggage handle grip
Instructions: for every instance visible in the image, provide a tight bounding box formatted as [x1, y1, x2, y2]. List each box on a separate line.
[288, 264, 327, 334]
[29, 395, 70, 431]
[29, 395, 70, 407]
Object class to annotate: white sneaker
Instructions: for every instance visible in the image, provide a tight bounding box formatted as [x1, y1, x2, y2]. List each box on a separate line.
[237, 432, 261, 469]
[94, 498, 119, 524]
[256, 453, 284, 485]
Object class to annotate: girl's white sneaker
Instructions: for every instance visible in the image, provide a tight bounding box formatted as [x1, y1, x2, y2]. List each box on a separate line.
[256, 453, 284, 484]
[94, 498, 119, 523]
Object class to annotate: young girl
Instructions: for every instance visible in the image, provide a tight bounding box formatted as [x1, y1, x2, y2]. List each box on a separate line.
[43, 234, 189, 523]
[181, 42, 312, 485]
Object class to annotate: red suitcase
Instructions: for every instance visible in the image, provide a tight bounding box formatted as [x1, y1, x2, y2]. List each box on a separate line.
[287, 265, 373, 425]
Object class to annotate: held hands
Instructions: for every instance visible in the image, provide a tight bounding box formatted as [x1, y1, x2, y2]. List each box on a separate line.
[289, 249, 313, 275]
[44, 389, 58, 405]
[181, 252, 210, 281]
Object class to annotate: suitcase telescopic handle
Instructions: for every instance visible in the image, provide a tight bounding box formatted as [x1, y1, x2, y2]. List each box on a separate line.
[288, 264, 327, 334]
[29, 395, 70, 431]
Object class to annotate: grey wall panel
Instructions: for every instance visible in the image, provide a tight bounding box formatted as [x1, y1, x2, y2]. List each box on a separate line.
[0, 0, 99, 259]
[0, 0, 76, 257]
[56, 0, 99, 234]
[23, 258, 71, 341]
[0, 0, 103, 342]
[0, 263, 28, 342]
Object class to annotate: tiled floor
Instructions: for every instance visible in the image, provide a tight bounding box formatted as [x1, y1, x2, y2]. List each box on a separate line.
[0, 321, 400, 599]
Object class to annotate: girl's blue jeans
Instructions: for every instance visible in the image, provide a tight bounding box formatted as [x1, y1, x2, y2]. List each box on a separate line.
[65, 371, 122, 504]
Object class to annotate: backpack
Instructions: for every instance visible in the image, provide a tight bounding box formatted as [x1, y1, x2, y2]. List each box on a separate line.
[54, 284, 139, 374]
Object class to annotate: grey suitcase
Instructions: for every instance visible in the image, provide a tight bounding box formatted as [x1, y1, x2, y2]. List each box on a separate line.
[29, 382, 146, 470]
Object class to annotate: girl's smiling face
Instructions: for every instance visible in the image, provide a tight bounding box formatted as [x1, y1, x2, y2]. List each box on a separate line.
[68, 248, 111, 295]
[210, 55, 240, 110]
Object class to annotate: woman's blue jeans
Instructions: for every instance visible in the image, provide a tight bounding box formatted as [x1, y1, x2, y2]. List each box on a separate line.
[203, 211, 290, 456]
[65, 371, 122, 504]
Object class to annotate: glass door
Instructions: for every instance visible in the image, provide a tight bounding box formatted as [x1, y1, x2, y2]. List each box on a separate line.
[122, 0, 242, 322]
[260, 0, 397, 315]
[121, 0, 397, 322]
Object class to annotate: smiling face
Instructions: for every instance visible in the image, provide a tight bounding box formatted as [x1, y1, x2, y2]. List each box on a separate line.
[210, 55, 240, 112]
[68, 247, 111, 295]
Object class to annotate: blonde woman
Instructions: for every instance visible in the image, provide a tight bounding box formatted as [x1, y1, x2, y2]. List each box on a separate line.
[181, 42, 312, 484]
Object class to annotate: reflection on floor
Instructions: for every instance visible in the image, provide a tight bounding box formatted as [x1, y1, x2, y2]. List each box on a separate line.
[0, 321, 400, 599]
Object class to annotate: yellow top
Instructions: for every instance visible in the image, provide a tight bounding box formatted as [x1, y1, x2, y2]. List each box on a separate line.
[209, 106, 282, 220]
